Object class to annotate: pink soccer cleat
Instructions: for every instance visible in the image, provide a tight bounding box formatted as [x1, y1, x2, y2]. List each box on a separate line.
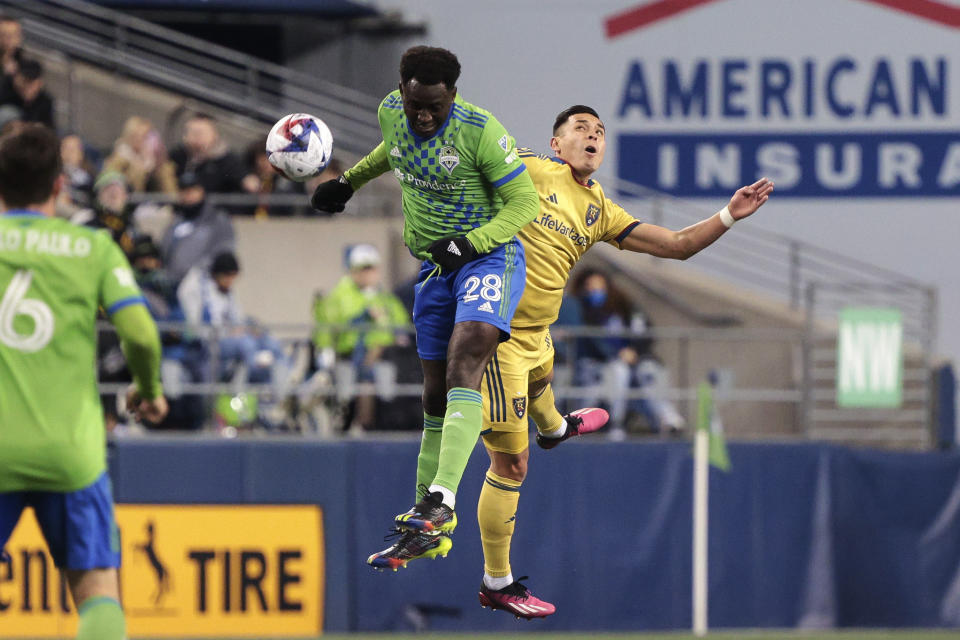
[478, 576, 556, 620]
[535, 407, 609, 450]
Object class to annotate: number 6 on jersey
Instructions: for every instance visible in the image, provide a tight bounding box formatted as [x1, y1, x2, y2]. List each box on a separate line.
[0, 270, 54, 352]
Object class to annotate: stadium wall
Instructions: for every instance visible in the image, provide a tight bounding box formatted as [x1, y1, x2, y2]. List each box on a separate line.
[232, 217, 417, 328]
[7, 438, 958, 635]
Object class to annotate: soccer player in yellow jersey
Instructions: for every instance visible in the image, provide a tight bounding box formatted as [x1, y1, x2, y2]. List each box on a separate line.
[475, 106, 774, 619]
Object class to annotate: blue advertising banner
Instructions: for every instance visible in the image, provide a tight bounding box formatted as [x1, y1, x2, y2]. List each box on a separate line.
[618, 131, 960, 198]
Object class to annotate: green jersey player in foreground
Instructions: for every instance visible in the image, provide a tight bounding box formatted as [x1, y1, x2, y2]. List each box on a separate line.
[311, 46, 540, 567]
[0, 124, 168, 640]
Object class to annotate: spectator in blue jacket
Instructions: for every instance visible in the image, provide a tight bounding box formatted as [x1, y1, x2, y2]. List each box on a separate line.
[557, 268, 684, 437]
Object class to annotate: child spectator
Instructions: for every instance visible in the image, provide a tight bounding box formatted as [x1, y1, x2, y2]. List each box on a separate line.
[71, 171, 137, 257]
[178, 251, 287, 386]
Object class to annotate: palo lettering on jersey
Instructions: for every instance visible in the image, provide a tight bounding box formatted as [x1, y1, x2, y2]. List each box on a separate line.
[0, 228, 92, 257]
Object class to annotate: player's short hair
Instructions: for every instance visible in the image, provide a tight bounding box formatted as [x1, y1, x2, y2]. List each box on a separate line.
[552, 105, 601, 135]
[0, 123, 61, 208]
[400, 46, 461, 89]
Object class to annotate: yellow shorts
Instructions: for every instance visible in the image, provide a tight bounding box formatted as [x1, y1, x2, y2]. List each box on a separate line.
[480, 325, 554, 454]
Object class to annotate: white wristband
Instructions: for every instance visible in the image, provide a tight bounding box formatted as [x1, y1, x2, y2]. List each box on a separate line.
[718, 206, 735, 228]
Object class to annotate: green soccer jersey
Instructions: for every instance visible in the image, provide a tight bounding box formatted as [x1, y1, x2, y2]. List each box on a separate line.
[345, 91, 534, 261]
[0, 212, 148, 492]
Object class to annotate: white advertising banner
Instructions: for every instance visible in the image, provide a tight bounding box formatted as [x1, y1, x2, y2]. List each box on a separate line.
[374, 0, 960, 363]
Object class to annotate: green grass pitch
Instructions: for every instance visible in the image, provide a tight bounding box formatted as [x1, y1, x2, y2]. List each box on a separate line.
[136, 631, 960, 640]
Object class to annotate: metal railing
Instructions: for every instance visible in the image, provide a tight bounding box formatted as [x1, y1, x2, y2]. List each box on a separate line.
[95, 319, 937, 448]
[125, 188, 400, 219]
[601, 176, 934, 319]
[124, 183, 934, 322]
[1, 0, 384, 154]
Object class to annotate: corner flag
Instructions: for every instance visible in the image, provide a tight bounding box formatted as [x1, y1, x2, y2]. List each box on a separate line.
[696, 382, 731, 471]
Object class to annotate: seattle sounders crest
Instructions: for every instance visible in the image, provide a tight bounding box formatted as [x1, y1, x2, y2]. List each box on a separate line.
[439, 145, 460, 174]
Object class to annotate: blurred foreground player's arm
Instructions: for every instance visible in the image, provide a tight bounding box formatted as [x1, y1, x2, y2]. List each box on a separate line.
[98, 239, 167, 422]
[113, 305, 166, 422]
[310, 142, 391, 213]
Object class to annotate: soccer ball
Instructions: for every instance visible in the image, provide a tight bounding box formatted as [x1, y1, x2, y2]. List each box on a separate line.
[265, 113, 333, 182]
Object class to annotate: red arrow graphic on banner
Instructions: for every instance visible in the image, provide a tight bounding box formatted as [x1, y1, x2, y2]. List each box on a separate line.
[605, 0, 960, 38]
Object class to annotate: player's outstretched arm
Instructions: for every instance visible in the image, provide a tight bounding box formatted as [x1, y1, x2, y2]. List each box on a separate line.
[727, 177, 775, 221]
[112, 304, 168, 423]
[619, 177, 774, 260]
[310, 141, 391, 213]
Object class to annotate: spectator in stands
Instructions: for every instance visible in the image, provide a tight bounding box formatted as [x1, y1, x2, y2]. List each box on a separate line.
[131, 236, 177, 310]
[131, 237, 205, 430]
[312, 244, 411, 431]
[71, 171, 137, 257]
[161, 170, 235, 285]
[169, 112, 245, 195]
[104, 116, 178, 196]
[60, 133, 96, 209]
[3, 57, 54, 129]
[178, 251, 286, 386]
[240, 140, 304, 217]
[557, 268, 684, 437]
[0, 15, 23, 99]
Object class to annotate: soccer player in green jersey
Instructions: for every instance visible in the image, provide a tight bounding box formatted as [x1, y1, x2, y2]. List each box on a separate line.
[0, 124, 168, 640]
[311, 46, 540, 567]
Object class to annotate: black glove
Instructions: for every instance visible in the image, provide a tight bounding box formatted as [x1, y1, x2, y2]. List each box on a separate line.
[427, 236, 480, 270]
[310, 175, 353, 213]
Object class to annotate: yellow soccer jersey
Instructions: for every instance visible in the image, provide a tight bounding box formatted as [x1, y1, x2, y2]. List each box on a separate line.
[512, 149, 641, 328]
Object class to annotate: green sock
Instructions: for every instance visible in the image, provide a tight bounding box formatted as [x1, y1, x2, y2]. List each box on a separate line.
[432, 388, 483, 495]
[416, 413, 444, 501]
[77, 596, 125, 640]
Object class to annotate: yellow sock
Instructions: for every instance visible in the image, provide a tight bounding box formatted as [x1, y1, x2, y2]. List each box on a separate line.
[529, 383, 565, 435]
[477, 470, 522, 578]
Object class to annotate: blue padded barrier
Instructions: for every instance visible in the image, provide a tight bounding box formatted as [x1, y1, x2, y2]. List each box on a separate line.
[108, 438, 960, 632]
